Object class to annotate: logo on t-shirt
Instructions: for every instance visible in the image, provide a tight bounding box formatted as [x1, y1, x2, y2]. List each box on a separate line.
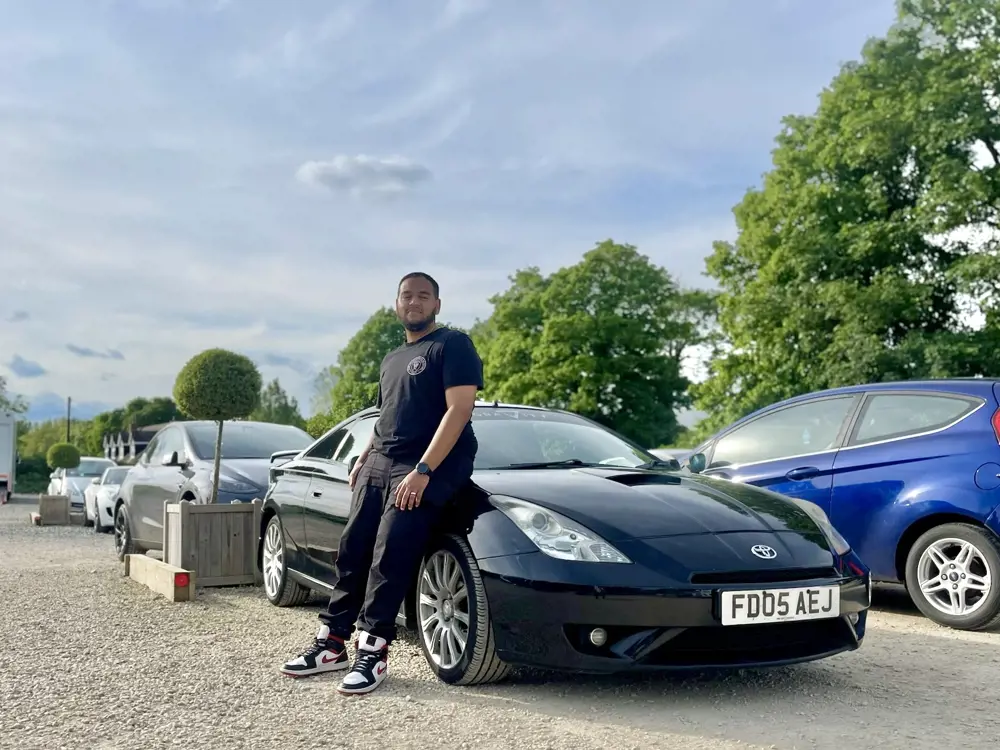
[406, 355, 427, 376]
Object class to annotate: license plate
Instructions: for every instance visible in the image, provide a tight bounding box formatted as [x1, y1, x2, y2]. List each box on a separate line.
[720, 585, 840, 626]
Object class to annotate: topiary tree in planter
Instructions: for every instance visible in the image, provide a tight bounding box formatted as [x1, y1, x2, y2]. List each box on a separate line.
[172, 348, 262, 503]
[46, 442, 81, 472]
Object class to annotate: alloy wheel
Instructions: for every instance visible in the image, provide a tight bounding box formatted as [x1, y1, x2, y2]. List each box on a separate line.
[262, 520, 285, 600]
[418, 549, 470, 670]
[917, 537, 992, 617]
[113, 508, 126, 557]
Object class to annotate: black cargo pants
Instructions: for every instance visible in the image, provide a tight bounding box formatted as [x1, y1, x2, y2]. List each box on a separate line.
[318, 450, 472, 644]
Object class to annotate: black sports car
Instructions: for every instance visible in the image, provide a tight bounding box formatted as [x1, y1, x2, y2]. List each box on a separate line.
[257, 402, 871, 686]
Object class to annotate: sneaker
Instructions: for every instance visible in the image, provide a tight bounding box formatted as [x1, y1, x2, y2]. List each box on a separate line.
[279, 624, 349, 677]
[337, 631, 388, 695]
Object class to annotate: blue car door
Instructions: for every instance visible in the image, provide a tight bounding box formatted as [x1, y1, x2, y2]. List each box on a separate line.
[701, 394, 863, 517]
[828, 390, 988, 580]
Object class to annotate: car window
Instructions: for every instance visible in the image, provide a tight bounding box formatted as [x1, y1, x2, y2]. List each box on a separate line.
[66, 459, 117, 477]
[305, 427, 349, 462]
[852, 393, 980, 445]
[157, 428, 185, 461]
[185, 422, 314, 460]
[335, 417, 377, 466]
[710, 396, 857, 468]
[142, 435, 162, 465]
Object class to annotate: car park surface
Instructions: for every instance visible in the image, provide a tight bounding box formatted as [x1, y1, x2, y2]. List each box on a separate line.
[1, 496, 998, 750]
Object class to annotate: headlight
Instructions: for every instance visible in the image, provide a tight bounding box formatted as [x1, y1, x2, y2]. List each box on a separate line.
[217, 476, 258, 493]
[791, 499, 851, 555]
[489, 496, 631, 563]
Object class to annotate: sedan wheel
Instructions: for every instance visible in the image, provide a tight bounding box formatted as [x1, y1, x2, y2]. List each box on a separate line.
[261, 515, 310, 607]
[905, 522, 1000, 631]
[113, 504, 140, 562]
[416, 535, 509, 686]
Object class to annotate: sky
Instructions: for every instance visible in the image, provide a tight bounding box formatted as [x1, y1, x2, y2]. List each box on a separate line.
[0, 0, 901, 423]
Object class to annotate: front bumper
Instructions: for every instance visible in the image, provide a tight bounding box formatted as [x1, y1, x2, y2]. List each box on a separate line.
[478, 554, 870, 674]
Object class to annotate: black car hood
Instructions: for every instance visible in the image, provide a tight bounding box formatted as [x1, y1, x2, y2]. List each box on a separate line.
[471, 467, 822, 542]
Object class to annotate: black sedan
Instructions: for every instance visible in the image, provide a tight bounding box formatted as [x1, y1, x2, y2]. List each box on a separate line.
[257, 402, 871, 686]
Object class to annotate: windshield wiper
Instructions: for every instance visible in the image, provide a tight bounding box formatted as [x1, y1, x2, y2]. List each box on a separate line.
[498, 459, 603, 470]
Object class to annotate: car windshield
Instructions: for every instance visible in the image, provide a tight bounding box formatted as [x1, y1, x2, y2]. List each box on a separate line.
[103, 468, 129, 484]
[470, 407, 657, 470]
[66, 459, 116, 477]
[186, 422, 314, 460]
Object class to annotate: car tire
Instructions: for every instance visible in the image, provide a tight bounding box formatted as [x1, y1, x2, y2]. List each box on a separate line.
[94, 505, 106, 534]
[83, 500, 94, 528]
[113, 504, 142, 562]
[416, 534, 510, 686]
[261, 514, 311, 607]
[904, 522, 1000, 631]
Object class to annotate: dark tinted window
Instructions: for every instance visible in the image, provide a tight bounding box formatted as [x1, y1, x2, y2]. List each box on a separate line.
[468, 407, 653, 469]
[306, 427, 348, 461]
[710, 396, 856, 468]
[186, 422, 313, 460]
[853, 393, 980, 445]
[335, 417, 377, 466]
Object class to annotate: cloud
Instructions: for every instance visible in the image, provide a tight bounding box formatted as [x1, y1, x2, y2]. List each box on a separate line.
[22, 391, 113, 423]
[295, 155, 432, 196]
[0, 0, 901, 418]
[7, 355, 47, 378]
[66, 344, 125, 360]
[7, 310, 29, 323]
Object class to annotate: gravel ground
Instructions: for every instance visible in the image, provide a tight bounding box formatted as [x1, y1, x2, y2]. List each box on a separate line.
[1, 497, 998, 750]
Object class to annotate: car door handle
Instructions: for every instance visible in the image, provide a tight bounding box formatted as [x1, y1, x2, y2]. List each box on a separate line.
[785, 466, 819, 481]
[312, 490, 323, 498]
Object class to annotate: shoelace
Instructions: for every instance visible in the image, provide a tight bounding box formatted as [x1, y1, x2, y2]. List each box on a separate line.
[302, 639, 342, 659]
[350, 650, 385, 673]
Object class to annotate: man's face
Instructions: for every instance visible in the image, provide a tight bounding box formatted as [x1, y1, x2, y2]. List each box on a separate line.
[396, 276, 440, 332]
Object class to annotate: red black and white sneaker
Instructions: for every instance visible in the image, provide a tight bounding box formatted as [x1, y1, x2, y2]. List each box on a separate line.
[337, 631, 388, 695]
[279, 624, 349, 677]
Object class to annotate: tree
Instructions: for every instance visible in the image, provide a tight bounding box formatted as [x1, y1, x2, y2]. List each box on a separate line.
[250, 378, 305, 427]
[82, 397, 186, 455]
[46, 442, 81, 470]
[173, 348, 262, 503]
[693, 0, 1000, 434]
[0, 375, 27, 414]
[324, 307, 406, 424]
[19, 419, 90, 459]
[480, 241, 715, 447]
[310, 365, 340, 415]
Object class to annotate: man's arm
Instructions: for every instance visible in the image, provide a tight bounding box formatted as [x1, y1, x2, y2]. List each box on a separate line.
[419, 333, 483, 472]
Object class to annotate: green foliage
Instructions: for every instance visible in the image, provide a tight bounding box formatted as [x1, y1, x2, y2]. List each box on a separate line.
[81, 397, 186, 455]
[19, 419, 90, 459]
[310, 364, 340, 415]
[46, 442, 81, 470]
[480, 241, 716, 447]
[694, 0, 1000, 433]
[173, 348, 262, 421]
[323, 307, 406, 424]
[0, 376, 27, 414]
[250, 378, 305, 427]
[305, 411, 340, 438]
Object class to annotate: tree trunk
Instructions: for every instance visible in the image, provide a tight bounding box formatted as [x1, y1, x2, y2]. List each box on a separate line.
[211, 419, 224, 504]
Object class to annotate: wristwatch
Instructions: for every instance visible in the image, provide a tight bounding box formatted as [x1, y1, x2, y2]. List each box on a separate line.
[416, 462, 433, 477]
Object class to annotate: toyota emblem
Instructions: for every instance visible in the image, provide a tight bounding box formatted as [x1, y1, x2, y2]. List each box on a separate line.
[751, 544, 778, 559]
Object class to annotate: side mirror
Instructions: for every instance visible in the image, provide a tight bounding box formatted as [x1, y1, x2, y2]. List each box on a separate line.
[347, 455, 359, 474]
[687, 452, 707, 474]
[91, 477, 100, 485]
[161, 451, 183, 467]
[50, 472, 57, 479]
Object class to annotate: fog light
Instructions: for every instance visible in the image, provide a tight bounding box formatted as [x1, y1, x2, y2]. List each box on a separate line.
[847, 612, 859, 624]
[589, 628, 607, 647]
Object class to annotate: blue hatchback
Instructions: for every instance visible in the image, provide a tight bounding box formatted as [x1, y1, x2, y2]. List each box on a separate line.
[685, 379, 1000, 631]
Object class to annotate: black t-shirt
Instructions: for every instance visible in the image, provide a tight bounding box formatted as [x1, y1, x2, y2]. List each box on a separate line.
[371, 326, 483, 470]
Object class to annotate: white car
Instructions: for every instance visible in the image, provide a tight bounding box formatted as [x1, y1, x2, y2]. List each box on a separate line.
[47, 457, 118, 511]
[84, 465, 131, 533]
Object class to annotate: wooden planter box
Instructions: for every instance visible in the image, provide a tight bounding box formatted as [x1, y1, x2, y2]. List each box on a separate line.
[162, 499, 263, 588]
[37, 494, 71, 525]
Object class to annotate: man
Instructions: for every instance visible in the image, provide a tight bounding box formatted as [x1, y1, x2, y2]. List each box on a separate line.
[279, 271, 483, 695]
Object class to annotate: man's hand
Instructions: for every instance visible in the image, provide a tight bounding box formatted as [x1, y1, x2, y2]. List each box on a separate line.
[348, 453, 368, 489]
[394, 469, 430, 510]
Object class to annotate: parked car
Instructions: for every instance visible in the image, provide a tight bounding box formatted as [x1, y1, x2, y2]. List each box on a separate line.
[84, 465, 131, 533]
[257, 401, 871, 686]
[48, 457, 118, 511]
[113, 419, 314, 561]
[681, 378, 1000, 631]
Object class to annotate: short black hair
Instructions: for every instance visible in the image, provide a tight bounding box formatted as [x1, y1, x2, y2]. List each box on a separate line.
[398, 271, 439, 298]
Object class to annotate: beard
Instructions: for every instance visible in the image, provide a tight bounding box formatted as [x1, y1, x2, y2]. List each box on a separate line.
[401, 312, 436, 333]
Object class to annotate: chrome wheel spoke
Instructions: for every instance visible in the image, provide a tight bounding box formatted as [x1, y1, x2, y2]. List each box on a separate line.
[418, 549, 471, 670]
[917, 537, 993, 617]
